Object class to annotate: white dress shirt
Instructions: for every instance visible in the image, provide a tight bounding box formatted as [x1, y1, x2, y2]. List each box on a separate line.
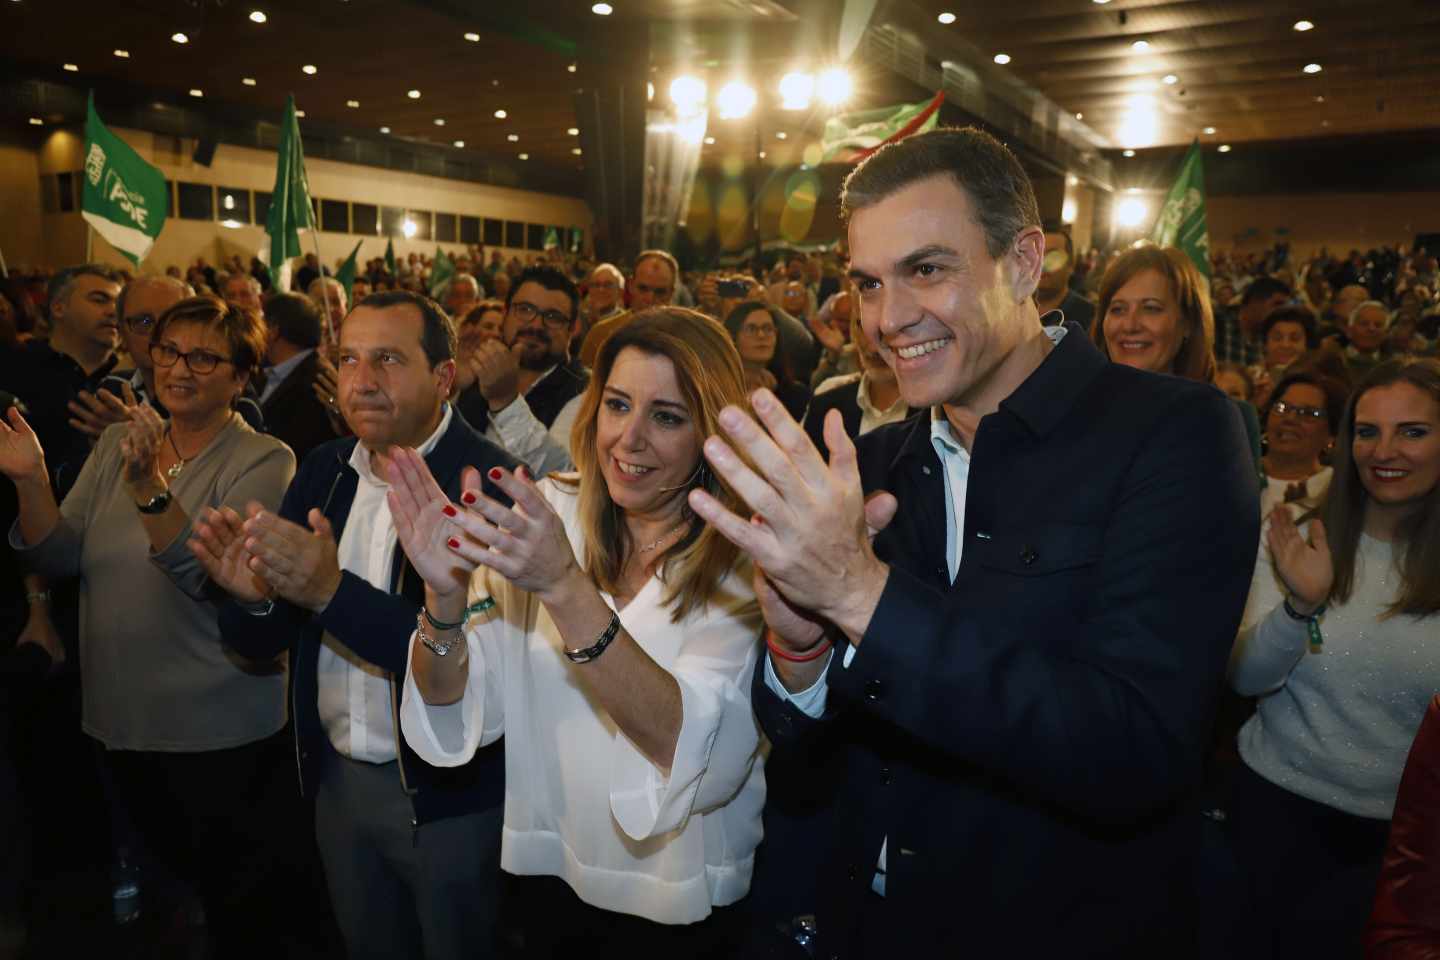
[317, 404, 452, 763]
[813, 371, 911, 437]
[400, 479, 766, 923]
[478, 364, 578, 477]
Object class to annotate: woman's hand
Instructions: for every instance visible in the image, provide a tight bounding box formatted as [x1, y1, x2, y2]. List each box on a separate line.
[1266, 504, 1333, 613]
[188, 506, 271, 604]
[442, 465, 581, 602]
[384, 448, 479, 601]
[118, 404, 167, 495]
[0, 406, 46, 484]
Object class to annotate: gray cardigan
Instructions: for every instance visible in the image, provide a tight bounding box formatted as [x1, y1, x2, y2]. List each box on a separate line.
[12, 414, 295, 751]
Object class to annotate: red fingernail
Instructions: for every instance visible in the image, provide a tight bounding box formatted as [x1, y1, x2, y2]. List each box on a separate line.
[447, 538, 461, 549]
[488, 468, 502, 481]
[461, 491, 476, 505]
[442, 505, 457, 517]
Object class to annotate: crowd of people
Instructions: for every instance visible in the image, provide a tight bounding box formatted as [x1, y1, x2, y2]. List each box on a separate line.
[2, 124, 1439, 960]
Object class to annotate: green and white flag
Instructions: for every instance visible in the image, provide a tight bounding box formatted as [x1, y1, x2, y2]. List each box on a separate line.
[821, 91, 944, 163]
[542, 226, 560, 250]
[1151, 140, 1211, 278]
[81, 93, 168, 266]
[335, 239, 363, 300]
[429, 247, 455, 297]
[384, 237, 397, 276]
[265, 94, 315, 275]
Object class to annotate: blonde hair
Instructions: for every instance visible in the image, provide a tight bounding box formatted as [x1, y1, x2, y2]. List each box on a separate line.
[564, 307, 752, 622]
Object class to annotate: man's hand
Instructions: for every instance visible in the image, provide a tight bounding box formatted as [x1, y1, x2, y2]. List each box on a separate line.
[68, 383, 136, 441]
[188, 505, 272, 604]
[474, 339, 520, 412]
[808, 310, 845, 354]
[241, 503, 344, 612]
[688, 392, 891, 645]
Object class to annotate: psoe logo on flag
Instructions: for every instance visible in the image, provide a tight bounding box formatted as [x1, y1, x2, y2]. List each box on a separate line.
[103, 169, 150, 230]
[85, 142, 107, 187]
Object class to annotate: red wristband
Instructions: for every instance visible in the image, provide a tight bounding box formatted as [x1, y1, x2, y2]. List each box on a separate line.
[765, 629, 833, 663]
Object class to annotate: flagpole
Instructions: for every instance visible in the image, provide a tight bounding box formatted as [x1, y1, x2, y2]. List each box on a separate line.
[0, 246, 8, 279]
[308, 227, 336, 349]
[85, 222, 93, 263]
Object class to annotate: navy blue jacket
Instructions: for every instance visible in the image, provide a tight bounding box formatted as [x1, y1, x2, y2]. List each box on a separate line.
[752, 324, 1260, 957]
[216, 408, 517, 825]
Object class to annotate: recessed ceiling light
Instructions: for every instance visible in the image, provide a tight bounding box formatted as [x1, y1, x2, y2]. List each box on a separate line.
[28, 117, 42, 126]
[346, 99, 359, 108]
[937, 12, 955, 24]
[704, 136, 715, 145]
[758, 150, 767, 159]
[591, 2, 613, 14]
[1122, 149, 1135, 157]
[1293, 19, 1314, 31]
[776, 131, 787, 139]
[380, 126, 390, 133]
[453, 140, 465, 147]
[249, 10, 267, 23]
[494, 109, 507, 119]
[242, 77, 257, 86]
[302, 64, 317, 75]
[1162, 74, 1178, 85]
[407, 89, 421, 99]
[1092, 0, 1111, 4]
[1321, 119, 1330, 127]
[1313, 94, 1326, 103]
[295, 109, 305, 117]
[993, 53, 1011, 65]
[189, 88, 204, 97]
[567, 63, 577, 73]
[463, 31, 480, 42]
[572, 147, 583, 155]
[433, 118, 445, 126]
[1075, 112, 1083, 120]
[62, 63, 78, 72]
[507, 133, 519, 142]
[1131, 39, 1150, 52]
[171, 32, 188, 44]
[1218, 144, 1232, 153]
[113, 49, 130, 59]
[518, 152, 529, 160]
[566, 127, 579, 135]
[1203, 126, 1216, 134]
[1303, 62, 1322, 74]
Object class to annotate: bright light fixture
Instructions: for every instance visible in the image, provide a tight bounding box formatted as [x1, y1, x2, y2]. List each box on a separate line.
[493, 108, 507, 119]
[669, 75, 707, 115]
[716, 80, 757, 119]
[114, 49, 130, 58]
[937, 12, 955, 24]
[993, 53, 1011, 65]
[1092, 0, 1111, 4]
[779, 71, 814, 110]
[572, 147, 583, 155]
[758, 150, 767, 159]
[591, 2, 613, 14]
[1293, 20, 1314, 31]
[295, 110, 305, 117]
[242, 77, 256, 86]
[433, 118, 445, 126]
[1303, 63, 1322, 74]
[171, 32, 188, 44]
[63, 63, 78, 72]
[302, 64, 317, 75]
[704, 136, 715, 145]
[1162, 74, 1178, 85]
[507, 133, 519, 142]
[1203, 126, 1216, 134]
[454, 140, 465, 147]
[1313, 95, 1326, 103]
[1122, 149, 1136, 157]
[816, 67, 852, 106]
[1116, 196, 1149, 228]
[1075, 112, 1083, 120]
[464, 32, 480, 42]
[249, 10, 267, 23]
[407, 89, 421, 99]
[775, 131, 787, 139]
[380, 126, 390, 133]
[189, 88, 203, 97]
[518, 152, 529, 160]
[346, 99, 359, 108]
[1218, 144, 1232, 153]
[567, 63, 577, 73]
[1131, 39, 1150, 52]
[566, 127, 579, 135]
[28, 117, 42, 126]
[402, 219, 417, 239]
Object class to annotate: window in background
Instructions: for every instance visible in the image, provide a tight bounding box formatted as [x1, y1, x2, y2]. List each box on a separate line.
[483, 218, 503, 246]
[217, 188, 251, 224]
[352, 203, 379, 236]
[254, 190, 272, 225]
[380, 206, 405, 236]
[505, 220, 525, 248]
[406, 210, 433, 241]
[320, 198, 350, 233]
[56, 172, 77, 212]
[435, 212, 457, 243]
[177, 182, 214, 220]
[460, 215, 480, 244]
[526, 223, 545, 251]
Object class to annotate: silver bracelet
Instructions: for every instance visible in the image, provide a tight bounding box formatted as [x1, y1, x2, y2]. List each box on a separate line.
[416, 609, 465, 657]
[25, 590, 51, 606]
[563, 610, 622, 664]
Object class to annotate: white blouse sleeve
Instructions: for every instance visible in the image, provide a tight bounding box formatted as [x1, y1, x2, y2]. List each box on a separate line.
[609, 578, 764, 841]
[399, 570, 510, 767]
[1229, 518, 1310, 696]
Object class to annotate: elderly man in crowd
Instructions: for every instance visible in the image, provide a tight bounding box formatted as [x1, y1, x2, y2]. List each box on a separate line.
[441, 273, 482, 323]
[577, 249, 678, 366]
[220, 272, 264, 315]
[689, 127, 1258, 958]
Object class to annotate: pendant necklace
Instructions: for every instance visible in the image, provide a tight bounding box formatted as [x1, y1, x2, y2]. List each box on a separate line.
[166, 429, 192, 480]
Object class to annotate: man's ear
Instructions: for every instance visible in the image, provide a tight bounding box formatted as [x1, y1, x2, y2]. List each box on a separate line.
[1009, 226, 1045, 304]
[434, 358, 457, 397]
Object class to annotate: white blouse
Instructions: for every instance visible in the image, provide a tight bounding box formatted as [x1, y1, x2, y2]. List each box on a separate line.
[400, 478, 766, 924]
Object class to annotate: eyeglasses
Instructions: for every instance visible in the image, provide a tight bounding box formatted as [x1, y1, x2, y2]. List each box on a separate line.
[150, 342, 235, 374]
[509, 300, 571, 329]
[740, 323, 776, 338]
[125, 313, 157, 332]
[1272, 399, 1326, 421]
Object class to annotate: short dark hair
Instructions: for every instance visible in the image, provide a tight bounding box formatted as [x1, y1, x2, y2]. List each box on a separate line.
[353, 290, 456, 367]
[264, 293, 324, 350]
[1261, 304, 1317, 348]
[152, 294, 267, 380]
[1042, 221, 1074, 261]
[1242, 276, 1292, 306]
[506, 266, 580, 325]
[49, 263, 122, 316]
[840, 126, 1041, 259]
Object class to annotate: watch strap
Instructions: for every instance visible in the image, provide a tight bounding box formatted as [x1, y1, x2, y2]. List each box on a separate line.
[564, 610, 622, 664]
[136, 489, 172, 514]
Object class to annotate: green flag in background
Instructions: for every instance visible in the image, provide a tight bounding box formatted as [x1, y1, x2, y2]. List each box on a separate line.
[821, 91, 944, 163]
[81, 93, 168, 266]
[429, 247, 454, 297]
[384, 237, 397, 276]
[542, 226, 560, 251]
[1151, 140, 1211, 278]
[265, 94, 315, 275]
[335, 239, 363, 300]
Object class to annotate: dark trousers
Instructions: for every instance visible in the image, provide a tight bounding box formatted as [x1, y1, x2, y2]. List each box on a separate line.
[1220, 761, 1391, 960]
[314, 742, 502, 960]
[104, 730, 324, 960]
[506, 873, 742, 960]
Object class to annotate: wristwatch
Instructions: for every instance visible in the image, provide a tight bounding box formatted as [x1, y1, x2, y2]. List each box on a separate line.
[135, 489, 172, 514]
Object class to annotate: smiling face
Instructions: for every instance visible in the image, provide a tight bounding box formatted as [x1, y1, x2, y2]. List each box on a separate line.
[595, 347, 700, 520]
[338, 304, 453, 451]
[1102, 268, 1186, 374]
[848, 174, 1036, 410]
[152, 320, 246, 419]
[1267, 382, 1333, 467]
[1264, 319, 1309, 369]
[1352, 381, 1440, 509]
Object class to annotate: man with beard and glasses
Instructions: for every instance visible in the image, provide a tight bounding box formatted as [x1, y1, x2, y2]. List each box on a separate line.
[453, 267, 586, 475]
